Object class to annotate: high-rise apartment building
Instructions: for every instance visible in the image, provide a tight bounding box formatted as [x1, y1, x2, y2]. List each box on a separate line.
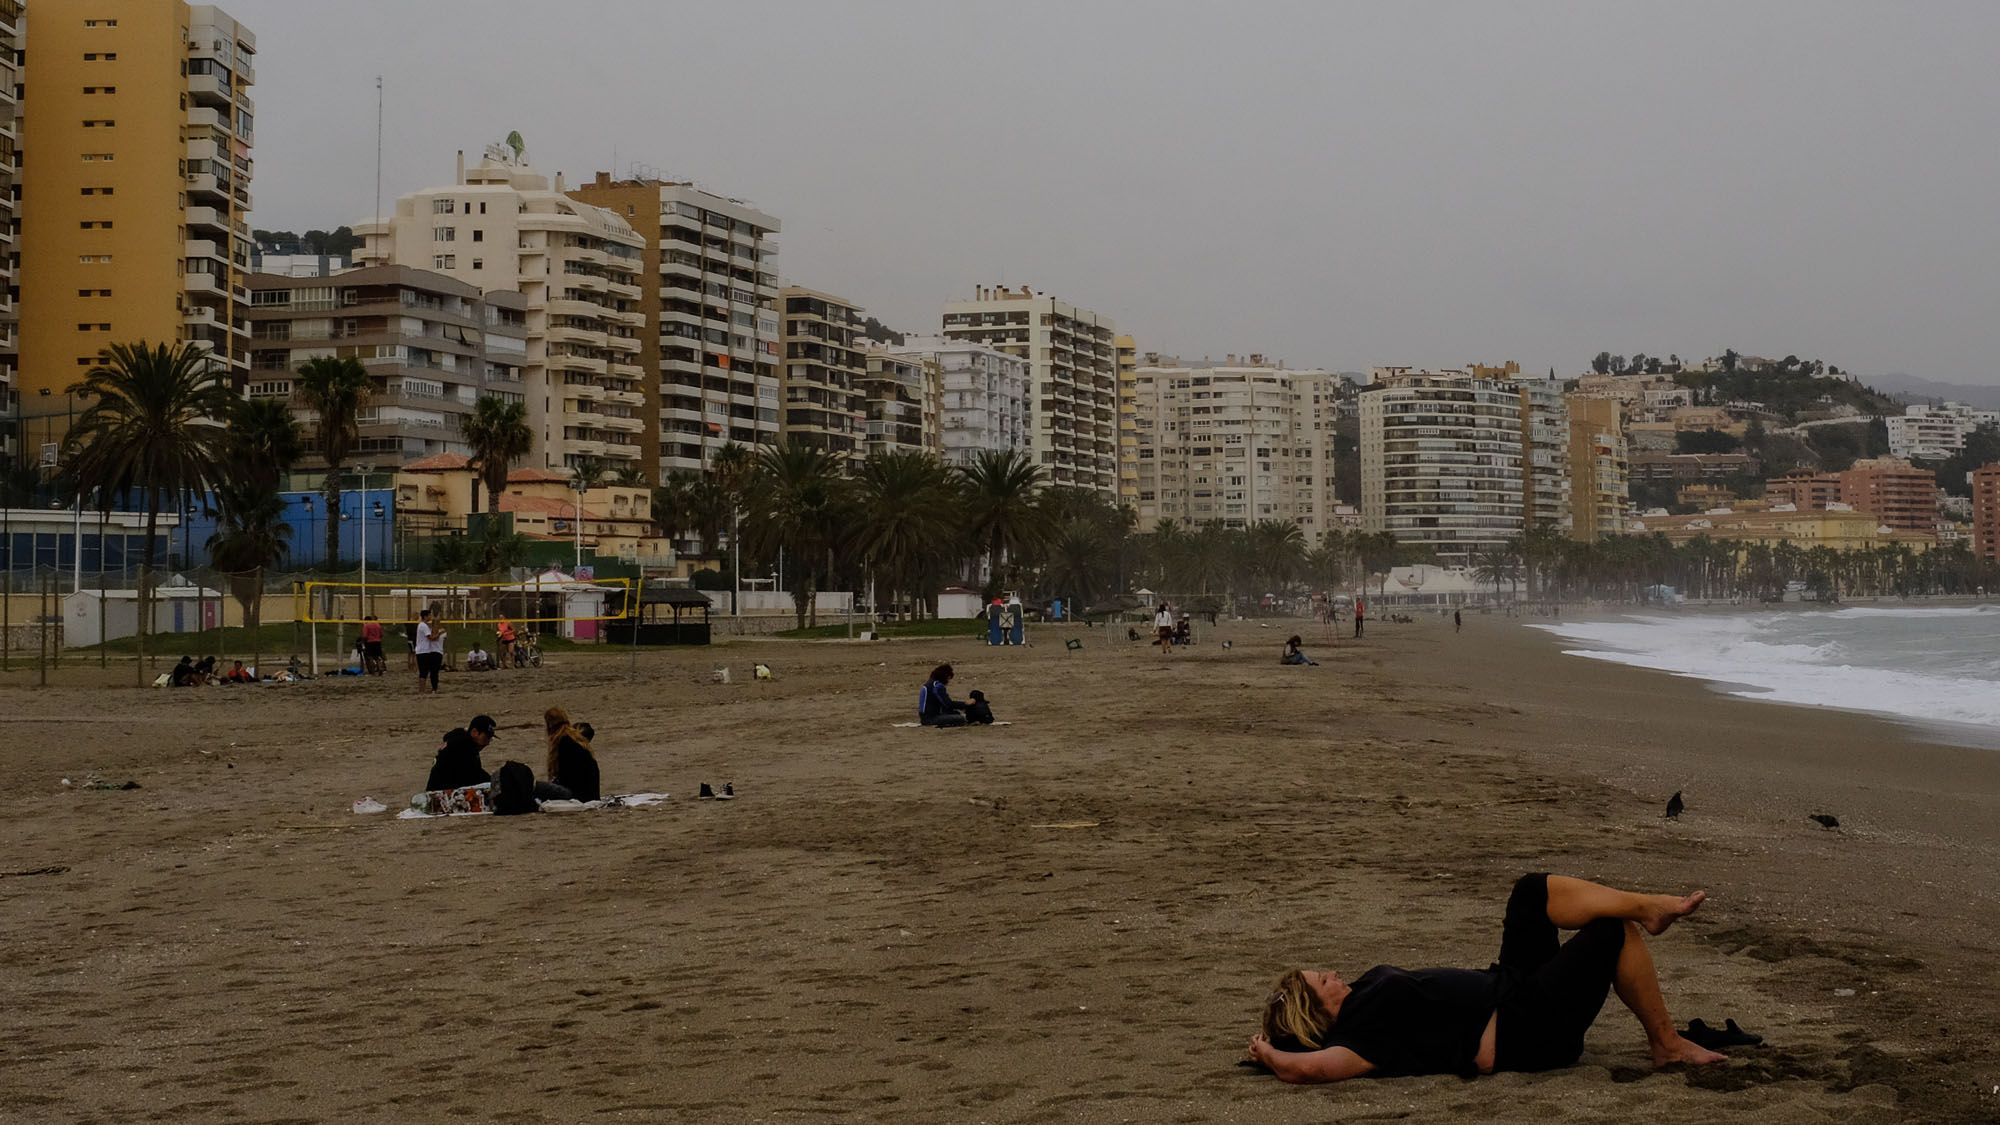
[0, 0, 19, 462]
[1521, 379, 1569, 529]
[246, 266, 527, 465]
[1765, 469, 1843, 510]
[20, 2, 256, 412]
[860, 346, 939, 457]
[774, 286, 864, 459]
[1838, 457, 1939, 535]
[356, 149, 646, 472]
[1115, 334, 1138, 505]
[941, 285, 1117, 492]
[1359, 367, 1566, 567]
[1885, 402, 2000, 461]
[1564, 395, 1629, 541]
[896, 335, 1029, 468]
[1132, 354, 1342, 538]
[1972, 463, 2000, 564]
[568, 174, 781, 477]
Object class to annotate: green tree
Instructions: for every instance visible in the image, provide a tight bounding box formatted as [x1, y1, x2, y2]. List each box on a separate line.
[206, 480, 291, 673]
[229, 396, 303, 494]
[461, 395, 534, 513]
[958, 449, 1047, 594]
[742, 444, 852, 629]
[64, 342, 239, 684]
[294, 355, 371, 570]
[851, 451, 957, 619]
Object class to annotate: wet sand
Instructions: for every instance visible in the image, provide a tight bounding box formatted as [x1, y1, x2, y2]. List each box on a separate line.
[0, 614, 1995, 1122]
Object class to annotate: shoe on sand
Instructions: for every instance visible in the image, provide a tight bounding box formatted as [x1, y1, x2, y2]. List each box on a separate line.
[698, 782, 715, 800]
[716, 782, 735, 801]
[1683, 1018, 1763, 1049]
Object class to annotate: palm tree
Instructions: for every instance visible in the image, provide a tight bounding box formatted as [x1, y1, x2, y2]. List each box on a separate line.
[294, 355, 371, 570]
[958, 449, 1046, 594]
[742, 443, 851, 629]
[610, 466, 648, 488]
[207, 480, 291, 674]
[64, 342, 239, 684]
[851, 451, 957, 619]
[1247, 519, 1307, 602]
[570, 458, 607, 492]
[461, 395, 533, 514]
[1040, 519, 1115, 608]
[229, 396, 303, 494]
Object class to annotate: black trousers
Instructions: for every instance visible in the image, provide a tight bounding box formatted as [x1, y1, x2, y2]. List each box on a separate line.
[417, 651, 442, 690]
[1491, 873, 1627, 1072]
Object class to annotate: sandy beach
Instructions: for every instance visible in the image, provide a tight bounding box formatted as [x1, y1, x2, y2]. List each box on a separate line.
[2, 613, 1996, 1123]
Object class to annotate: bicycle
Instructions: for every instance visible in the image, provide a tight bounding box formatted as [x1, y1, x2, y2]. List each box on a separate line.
[511, 633, 543, 669]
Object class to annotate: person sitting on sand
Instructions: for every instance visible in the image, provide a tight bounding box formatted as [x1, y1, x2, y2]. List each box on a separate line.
[222, 660, 254, 684]
[538, 705, 601, 802]
[426, 726, 493, 792]
[1281, 636, 1318, 666]
[918, 663, 971, 728]
[193, 655, 218, 684]
[465, 642, 494, 672]
[1247, 873, 1724, 1083]
[170, 656, 198, 688]
[1174, 614, 1193, 647]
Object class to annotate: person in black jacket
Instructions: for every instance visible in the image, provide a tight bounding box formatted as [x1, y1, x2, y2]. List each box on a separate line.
[425, 726, 492, 791]
[539, 705, 601, 802]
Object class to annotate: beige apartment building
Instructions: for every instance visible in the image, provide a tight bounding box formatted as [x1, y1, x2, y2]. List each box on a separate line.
[941, 285, 1117, 491]
[1132, 354, 1342, 539]
[775, 286, 865, 459]
[1115, 334, 1138, 504]
[19, 1, 256, 432]
[860, 346, 940, 456]
[357, 149, 646, 473]
[1565, 394, 1629, 540]
[246, 265, 527, 466]
[568, 173, 782, 477]
[0, 0, 18, 462]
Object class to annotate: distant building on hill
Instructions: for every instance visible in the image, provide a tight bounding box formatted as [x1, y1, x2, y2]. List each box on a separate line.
[1886, 402, 2000, 461]
[1631, 506, 1934, 553]
[1836, 458, 1939, 535]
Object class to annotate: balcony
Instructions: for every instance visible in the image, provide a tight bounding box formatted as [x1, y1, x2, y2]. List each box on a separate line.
[183, 271, 225, 295]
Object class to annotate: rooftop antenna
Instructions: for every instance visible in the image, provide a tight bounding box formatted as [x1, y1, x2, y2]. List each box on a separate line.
[373, 75, 384, 226]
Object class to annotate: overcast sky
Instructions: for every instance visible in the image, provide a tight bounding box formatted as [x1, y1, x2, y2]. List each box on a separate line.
[232, 0, 2000, 383]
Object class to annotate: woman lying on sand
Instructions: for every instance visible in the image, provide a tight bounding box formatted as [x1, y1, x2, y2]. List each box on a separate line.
[1248, 873, 1727, 1082]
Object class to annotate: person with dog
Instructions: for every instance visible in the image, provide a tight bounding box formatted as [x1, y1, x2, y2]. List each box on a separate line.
[919, 664, 973, 727]
[1246, 873, 1723, 1083]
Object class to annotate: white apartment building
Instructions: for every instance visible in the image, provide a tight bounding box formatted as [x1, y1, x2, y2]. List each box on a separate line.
[357, 148, 647, 472]
[1886, 402, 2000, 461]
[1132, 354, 1343, 540]
[896, 335, 1029, 467]
[941, 285, 1117, 491]
[1359, 367, 1568, 567]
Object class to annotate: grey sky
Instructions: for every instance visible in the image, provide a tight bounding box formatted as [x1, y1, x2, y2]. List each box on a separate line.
[231, 0, 2000, 383]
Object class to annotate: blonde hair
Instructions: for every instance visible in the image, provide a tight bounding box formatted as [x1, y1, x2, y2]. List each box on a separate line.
[1263, 969, 1333, 1052]
[543, 705, 594, 779]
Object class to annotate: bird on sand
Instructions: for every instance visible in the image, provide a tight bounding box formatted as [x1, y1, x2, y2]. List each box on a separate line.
[1809, 813, 1840, 830]
[1665, 791, 1684, 819]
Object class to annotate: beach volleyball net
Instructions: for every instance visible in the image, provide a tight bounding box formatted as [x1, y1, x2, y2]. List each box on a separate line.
[296, 576, 638, 627]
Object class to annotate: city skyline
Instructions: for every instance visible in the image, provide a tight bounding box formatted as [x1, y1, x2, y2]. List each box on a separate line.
[226, 0, 2000, 386]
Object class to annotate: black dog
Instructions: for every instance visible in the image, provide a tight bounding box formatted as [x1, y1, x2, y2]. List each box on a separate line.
[965, 690, 995, 725]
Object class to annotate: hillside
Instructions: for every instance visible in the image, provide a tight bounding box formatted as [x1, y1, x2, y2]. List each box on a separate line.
[1670, 367, 1900, 423]
[1865, 373, 2000, 411]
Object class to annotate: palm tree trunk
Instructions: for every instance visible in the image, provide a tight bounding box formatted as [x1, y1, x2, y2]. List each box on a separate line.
[138, 501, 158, 687]
[324, 473, 342, 572]
[251, 567, 263, 678]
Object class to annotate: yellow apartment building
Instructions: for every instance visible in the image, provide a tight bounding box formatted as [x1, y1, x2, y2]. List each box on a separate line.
[20, 1, 255, 437]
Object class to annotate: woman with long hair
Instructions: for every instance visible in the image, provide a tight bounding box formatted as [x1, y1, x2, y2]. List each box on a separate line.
[539, 705, 601, 802]
[1247, 873, 1725, 1083]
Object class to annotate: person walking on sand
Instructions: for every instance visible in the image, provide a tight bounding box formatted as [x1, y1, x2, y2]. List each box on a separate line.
[1353, 598, 1366, 639]
[415, 608, 447, 694]
[360, 614, 386, 675]
[1154, 601, 1174, 656]
[1454, 608, 1462, 634]
[1247, 873, 1724, 1083]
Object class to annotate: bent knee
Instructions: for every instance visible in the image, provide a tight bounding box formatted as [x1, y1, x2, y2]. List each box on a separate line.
[1579, 916, 1629, 945]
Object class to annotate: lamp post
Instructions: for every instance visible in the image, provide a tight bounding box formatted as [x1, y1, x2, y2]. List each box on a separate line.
[572, 476, 585, 573]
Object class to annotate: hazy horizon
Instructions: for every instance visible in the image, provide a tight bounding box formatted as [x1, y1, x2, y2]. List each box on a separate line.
[228, 0, 2000, 385]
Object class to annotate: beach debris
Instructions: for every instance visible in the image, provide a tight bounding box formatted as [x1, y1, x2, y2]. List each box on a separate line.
[1809, 813, 1841, 830]
[753, 662, 774, 680]
[1220, 640, 1233, 650]
[1665, 790, 1685, 819]
[1834, 988, 1856, 997]
[79, 776, 141, 791]
[351, 797, 388, 815]
[711, 665, 732, 684]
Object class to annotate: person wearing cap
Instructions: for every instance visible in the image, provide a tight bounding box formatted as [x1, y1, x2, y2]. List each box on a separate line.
[426, 715, 495, 791]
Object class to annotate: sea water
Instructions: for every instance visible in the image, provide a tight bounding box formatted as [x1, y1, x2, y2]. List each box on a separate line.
[1529, 605, 2000, 742]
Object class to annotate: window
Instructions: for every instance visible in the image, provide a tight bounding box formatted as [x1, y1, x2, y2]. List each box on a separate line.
[77, 323, 112, 331]
[79, 220, 113, 229]
[471, 229, 482, 242]
[470, 259, 483, 271]
[78, 289, 112, 297]
[82, 52, 118, 61]
[81, 119, 115, 128]
[80, 186, 114, 196]
[77, 254, 112, 263]
[83, 86, 117, 94]
[84, 19, 120, 27]
[432, 198, 455, 214]
[432, 254, 456, 270]
[432, 226, 455, 242]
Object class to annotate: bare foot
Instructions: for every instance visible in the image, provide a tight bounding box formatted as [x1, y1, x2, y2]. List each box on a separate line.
[1641, 890, 1706, 935]
[1652, 1033, 1727, 1068]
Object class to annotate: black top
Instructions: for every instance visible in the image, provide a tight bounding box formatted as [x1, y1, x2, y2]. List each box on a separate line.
[426, 728, 491, 791]
[551, 735, 601, 802]
[1323, 965, 1498, 1077]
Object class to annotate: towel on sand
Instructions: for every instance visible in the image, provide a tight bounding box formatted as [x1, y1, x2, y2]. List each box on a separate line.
[393, 791, 671, 818]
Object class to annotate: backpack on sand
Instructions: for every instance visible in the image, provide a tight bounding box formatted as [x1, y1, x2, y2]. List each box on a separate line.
[494, 761, 538, 816]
